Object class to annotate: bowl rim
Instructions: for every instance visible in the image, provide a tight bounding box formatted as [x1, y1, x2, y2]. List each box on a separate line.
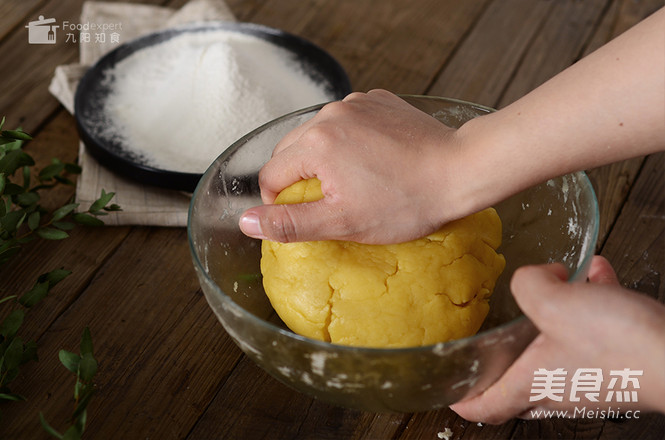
[187, 95, 600, 355]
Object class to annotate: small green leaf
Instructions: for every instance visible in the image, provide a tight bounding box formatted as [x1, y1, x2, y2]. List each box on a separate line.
[3, 182, 24, 195]
[0, 309, 24, 338]
[0, 149, 34, 175]
[53, 221, 75, 230]
[237, 273, 261, 282]
[16, 235, 36, 244]
[28, 211, 40, 230]
[39, 268, 72, 287]
[0, 244, 20, 264]
[3, 336, 24, 371]
[58, 350, 80, 374]
[0, 138, 20, 148]
[21, 340, 38, 364]
[0, 240, 14, 253]
[88, 190, 115, 213]
[19, 281, 49, 308]
[3, 366, 19, 384]
[39, 162, 65, 181]
[103, 204, 122, 212]
[0, 392, 26, 401]
[29, 182, 57, 192]
[62, 425, 81, 440]
[40, 412, 64, 439]
[1, 130, 32, 141]
[36, 227, 69, 240]
[80, 327, 93, 356]
[72, 213, 104, 227]
[15, 191, 39, 207]
[1, 210, 26, 233]
[52, 203, 79, 222]
[64, 163, 82, 174]
[0, 173, 5, 195]
[1, 140, 23, 153]
[78, 352, 97, 382]
[54, 175, 75, 186]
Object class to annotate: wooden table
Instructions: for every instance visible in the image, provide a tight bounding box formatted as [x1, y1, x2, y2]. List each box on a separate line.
[1, 0, 663, 438]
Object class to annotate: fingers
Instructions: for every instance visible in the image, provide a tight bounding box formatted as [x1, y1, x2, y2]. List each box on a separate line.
[239, 200, 353, 243]
[509, 263, 573, 333]
[452, 256, 656, 424]
[258, 95, 368, 204]
[452, 266, 571, 424]
[450, 335, 566, 424]
[256, 90, 413, 207]
[257, 142, 320, 205]
[240, 89, 459, 243]
[587, 255, 620, 285]
[510, 257, 621, 335]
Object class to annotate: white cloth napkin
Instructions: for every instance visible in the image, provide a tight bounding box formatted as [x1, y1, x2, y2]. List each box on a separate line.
[48, 0, 236, 226]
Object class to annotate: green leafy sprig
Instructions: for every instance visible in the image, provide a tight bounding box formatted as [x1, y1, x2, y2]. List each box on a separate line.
[0, 116, 121, 266]
[0, 118, 117, 437]
[40, 327, 98, 440]
[0, 268, 72, 404]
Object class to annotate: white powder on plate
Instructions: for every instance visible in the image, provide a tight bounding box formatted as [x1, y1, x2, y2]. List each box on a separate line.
[101, 29, 333, 173]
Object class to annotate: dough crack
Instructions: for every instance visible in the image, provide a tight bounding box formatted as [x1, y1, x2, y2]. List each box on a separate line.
[261, 178, 505, 347]
[323, 281, 334, 342]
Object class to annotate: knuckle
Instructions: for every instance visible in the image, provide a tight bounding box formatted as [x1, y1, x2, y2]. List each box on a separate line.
[317, 99, 347, 118]
[366, 88, 389, 96]
[300, 124, 339, 152]
[267, 206, 301, 242]
[325, 203, 362, 242]
[336, 213, 358, 239]
[341, 91, 367, 103]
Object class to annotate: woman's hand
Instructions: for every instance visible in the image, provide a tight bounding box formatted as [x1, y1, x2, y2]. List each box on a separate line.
[239, 9, 664, 246]
[238, 90, 478, 244]
[450, 256, 665, 423]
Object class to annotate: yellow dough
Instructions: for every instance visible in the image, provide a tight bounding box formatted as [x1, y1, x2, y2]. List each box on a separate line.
[261, 178, 505, 348]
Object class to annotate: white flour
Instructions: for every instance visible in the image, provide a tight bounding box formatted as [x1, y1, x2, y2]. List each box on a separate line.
[101, 29, 333, 173]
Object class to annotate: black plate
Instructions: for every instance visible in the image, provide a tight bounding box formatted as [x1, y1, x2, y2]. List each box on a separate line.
[74, 22, 352, 193]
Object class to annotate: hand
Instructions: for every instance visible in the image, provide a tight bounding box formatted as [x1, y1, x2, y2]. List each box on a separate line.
[450, 256, 665, 423]
[239, 10, 664, 245]
[238, 90, 477, 244]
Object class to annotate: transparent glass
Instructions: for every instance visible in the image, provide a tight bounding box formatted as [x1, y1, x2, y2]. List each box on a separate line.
[188, 96, 599, 412]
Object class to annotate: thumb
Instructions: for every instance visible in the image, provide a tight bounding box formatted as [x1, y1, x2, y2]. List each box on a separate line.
[587, 255, 620, 286]
[238, 201, 342, 243]
[510, 264, 573, 335]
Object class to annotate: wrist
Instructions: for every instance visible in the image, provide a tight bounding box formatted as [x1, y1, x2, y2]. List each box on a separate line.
[420, 123, 485, 227]
[447, 112, 526, 214]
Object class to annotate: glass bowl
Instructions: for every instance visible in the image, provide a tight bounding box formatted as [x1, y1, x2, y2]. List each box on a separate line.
[188, 95, 599, 412]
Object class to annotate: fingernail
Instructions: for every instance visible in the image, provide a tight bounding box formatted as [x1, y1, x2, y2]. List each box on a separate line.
[239, 213, 267, 239]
